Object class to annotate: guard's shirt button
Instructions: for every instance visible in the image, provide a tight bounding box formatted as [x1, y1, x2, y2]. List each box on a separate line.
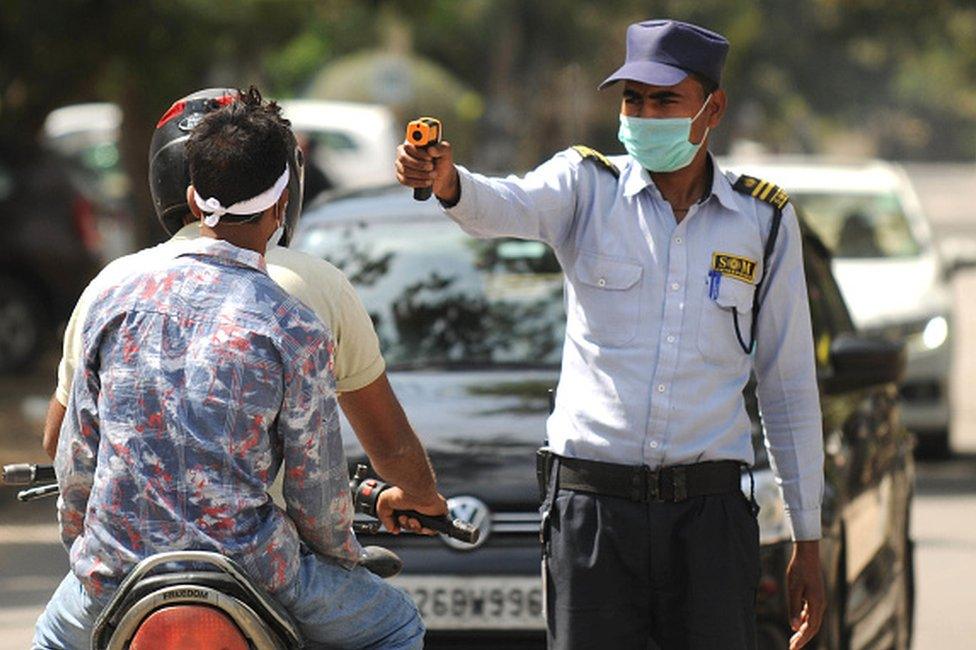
[598, 278, 606, 287]
[667, 335, 676, 343]
[649, 441, 659, 449]
[670, 282, 680, 291]
[657, 384, 666, 393]
[674, 237, 683, 244]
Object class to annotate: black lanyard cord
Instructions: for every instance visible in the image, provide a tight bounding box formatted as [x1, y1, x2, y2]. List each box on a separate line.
[731, 206, 784, 356]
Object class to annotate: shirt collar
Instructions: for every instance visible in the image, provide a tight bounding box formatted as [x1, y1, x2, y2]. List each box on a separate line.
[179, 236, 268, 273]
[622, 159, 654, 198]
[708, 155, 740, 212]
[622, 154, 740, 213]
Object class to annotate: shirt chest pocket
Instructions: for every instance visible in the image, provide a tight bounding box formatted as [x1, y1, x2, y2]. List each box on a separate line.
[572, 251, 643, 347]
[697, 275, 755, 364]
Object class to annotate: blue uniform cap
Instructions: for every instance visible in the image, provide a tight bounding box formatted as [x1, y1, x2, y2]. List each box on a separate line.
[599, 20, 730, 90]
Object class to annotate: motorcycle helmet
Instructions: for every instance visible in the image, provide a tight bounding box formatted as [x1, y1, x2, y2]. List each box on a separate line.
[148, 88, 305, 245]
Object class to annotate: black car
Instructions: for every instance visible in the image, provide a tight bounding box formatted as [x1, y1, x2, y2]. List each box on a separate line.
[0, 149, 106, 373]
[295, 186, 915, 650]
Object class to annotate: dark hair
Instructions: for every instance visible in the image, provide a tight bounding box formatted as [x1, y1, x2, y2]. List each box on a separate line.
[186, 85, 293, 222]
[689, 72, 719, 99]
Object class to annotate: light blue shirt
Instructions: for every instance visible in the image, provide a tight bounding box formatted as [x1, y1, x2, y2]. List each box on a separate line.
[443, 149, 824, 540]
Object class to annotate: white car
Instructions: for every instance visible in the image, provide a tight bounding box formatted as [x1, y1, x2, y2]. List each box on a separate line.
[44, 98, 398, 193]
[278, 99, 398, 191]
[724, 156, 953, 453]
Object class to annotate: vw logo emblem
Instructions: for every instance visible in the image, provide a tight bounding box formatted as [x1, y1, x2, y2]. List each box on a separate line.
[441, 496, 490, 550]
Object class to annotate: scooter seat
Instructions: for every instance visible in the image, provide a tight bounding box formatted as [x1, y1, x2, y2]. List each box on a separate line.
[91, 552, 303, 649]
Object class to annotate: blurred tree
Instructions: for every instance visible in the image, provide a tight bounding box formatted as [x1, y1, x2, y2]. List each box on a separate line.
[1, 0, 312, 247]
[349, 0, 976, 165]
[2, 0, 975, 253]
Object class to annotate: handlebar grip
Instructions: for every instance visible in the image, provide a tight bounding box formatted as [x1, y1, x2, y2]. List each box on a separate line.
[413, 187, 433, 201]
[2, 464, 33, 485]
[2, 464, 55, 486]
[394, 510, 480, 545]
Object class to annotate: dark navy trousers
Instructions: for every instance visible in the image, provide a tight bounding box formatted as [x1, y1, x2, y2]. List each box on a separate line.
[543, 489, 760, 650]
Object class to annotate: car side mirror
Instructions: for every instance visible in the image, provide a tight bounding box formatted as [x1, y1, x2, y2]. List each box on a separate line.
[939, 236, 976, 280]
[821, 334, 906, 396]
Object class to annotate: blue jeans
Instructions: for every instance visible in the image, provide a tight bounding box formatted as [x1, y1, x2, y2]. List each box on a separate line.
[33, 552, 425, 649]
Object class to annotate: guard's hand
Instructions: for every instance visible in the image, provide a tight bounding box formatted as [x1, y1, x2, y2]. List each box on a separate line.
[395, 141, 459, 204]
[787, 540, 826, 650]
[376, 486, 448, 536]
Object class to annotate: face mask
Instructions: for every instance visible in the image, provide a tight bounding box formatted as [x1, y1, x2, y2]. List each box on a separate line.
[617, 94, 712, 172]
[267, 225, 284, 248]
[266, 204, 287, 248]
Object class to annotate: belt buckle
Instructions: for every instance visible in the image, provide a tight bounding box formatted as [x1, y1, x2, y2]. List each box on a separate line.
[645, 466, 660, 502]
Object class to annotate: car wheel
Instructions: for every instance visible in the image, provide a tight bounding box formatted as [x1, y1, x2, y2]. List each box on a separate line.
[0, 275, 45, 373]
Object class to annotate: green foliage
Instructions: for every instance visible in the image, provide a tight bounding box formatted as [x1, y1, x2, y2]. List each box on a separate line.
[2, 0, 974, 238]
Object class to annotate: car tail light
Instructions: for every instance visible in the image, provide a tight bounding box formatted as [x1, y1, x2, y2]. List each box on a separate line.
[71, 194, 100, 254]
[129, 605, 249, 650]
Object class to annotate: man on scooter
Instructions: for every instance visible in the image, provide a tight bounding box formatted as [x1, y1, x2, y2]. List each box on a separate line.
[44, 88, 443, 543]
[34, 88, 439, 650]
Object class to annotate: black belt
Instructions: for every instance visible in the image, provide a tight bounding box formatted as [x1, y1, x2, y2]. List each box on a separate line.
[538, 450, 743, 503]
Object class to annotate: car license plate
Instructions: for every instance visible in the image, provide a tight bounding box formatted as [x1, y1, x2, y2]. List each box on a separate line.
[390, 575, 545, 630]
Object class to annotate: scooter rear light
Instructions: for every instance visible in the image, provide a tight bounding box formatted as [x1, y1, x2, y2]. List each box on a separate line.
[129, 605, 249, 649]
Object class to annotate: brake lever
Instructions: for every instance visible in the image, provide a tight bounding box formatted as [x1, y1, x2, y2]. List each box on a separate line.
[17, 484, 60, 501]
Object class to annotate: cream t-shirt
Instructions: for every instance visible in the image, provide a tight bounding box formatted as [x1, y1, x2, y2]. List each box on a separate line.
[55, 223, 384, 405]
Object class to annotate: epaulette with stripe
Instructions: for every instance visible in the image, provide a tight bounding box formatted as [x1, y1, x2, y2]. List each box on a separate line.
[571, 145, 619, 178]
[732, 175, 789, 210]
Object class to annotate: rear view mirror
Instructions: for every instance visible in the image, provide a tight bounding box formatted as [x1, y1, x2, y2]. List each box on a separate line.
[822, 334, 906, 395]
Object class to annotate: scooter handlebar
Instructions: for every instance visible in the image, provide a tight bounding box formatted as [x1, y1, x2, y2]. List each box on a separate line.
[393, 509, 480, 545]
[2, 464, 56, 486]
[6, 463, 482, 543]
[350, 464, 480, 545]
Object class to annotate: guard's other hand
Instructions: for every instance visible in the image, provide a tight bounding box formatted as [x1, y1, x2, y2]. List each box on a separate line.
[395, 141, 459, 204]
[787, 540, 826, 650]
[376, 486, 448, 536]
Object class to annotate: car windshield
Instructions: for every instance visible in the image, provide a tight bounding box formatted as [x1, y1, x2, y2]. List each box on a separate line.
[792, 191, 921, 259]
[298, 219, 566, 368]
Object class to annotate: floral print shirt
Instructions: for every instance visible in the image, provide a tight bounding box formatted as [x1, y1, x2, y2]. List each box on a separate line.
[56, 237, 361, 597]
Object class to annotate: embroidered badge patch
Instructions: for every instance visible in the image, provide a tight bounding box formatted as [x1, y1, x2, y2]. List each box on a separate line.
[712, 252, 758, 284]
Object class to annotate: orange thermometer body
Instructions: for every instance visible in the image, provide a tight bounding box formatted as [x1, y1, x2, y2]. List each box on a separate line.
[405, 117, 442, 201]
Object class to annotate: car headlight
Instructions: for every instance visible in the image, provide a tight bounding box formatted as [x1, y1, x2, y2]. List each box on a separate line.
[741, 468, 791, 546]
[922, 315, 949, 350]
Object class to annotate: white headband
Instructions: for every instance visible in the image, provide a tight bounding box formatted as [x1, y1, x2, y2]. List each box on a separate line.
[194, 165, 290, 228]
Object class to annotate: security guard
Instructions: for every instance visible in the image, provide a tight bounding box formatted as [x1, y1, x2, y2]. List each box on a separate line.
[397, 19, 825, 650]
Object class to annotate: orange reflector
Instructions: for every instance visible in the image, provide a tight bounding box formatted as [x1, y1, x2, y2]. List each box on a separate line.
[129, 605, 249, 650]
